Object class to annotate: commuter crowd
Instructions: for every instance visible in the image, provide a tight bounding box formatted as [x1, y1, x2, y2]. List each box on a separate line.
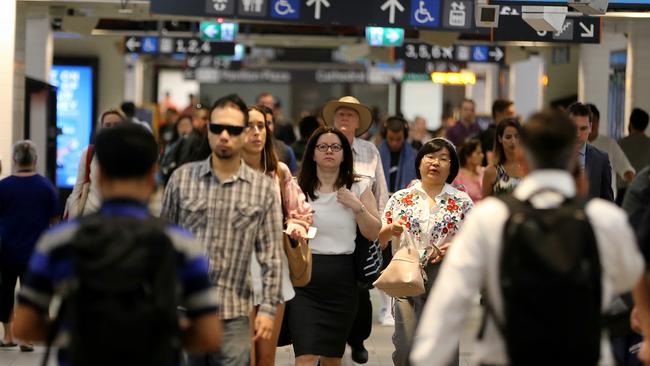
[0, 91, 650, 366]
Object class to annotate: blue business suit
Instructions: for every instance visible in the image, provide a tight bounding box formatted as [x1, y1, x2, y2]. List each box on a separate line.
[586, 144, 615, 201]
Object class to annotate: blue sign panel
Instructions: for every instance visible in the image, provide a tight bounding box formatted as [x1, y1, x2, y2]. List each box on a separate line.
[270, 0, 300, 19]
[141, 36, 159, 53]
[50, 65, 94, 189]
[410, 0, 441, 27]
[471, 46, 488, 62]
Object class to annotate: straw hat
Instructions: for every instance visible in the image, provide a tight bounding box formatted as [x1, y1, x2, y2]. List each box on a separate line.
[322, 96, 373, 137]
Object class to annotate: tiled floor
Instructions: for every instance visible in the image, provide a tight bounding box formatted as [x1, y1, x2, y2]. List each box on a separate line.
[0, 289, 478, 366]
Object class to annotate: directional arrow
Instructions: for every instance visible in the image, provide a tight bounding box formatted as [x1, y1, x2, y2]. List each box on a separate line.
[579, 22, 594, 38]
[306, 0, 330, 20]
[126, 37, 141, 52]
[489, 47, 504, 61]
[204, 24, 219, 39]
[386, 29, 401, 43]
[380, 0, 405, 24]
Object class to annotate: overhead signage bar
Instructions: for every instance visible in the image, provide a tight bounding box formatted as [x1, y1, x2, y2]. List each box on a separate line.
[123, 36, 236, 56]
[396, 43, 506, 64]
[492, 5, 601, 43]
[492, 0, 650, 10]
[150, 0, 485, 33]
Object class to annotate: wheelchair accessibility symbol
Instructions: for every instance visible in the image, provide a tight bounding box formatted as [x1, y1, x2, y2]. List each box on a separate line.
[410, 0, 440, 27]
[271, 0, 300, 19]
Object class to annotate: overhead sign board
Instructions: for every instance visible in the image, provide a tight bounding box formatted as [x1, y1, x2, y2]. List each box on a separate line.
[199, 21, 239, 41]
[150, 0, 486, 33]
[493, 0, 650, 10]
[396, 42, 506, 64]
[365, 27, 405, 47]
[124, 37, 236, 56]
[492, 5, 601, 43]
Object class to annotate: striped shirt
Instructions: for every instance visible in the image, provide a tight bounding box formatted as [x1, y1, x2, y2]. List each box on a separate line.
[352, 138, 389, 211]
[17, 199, 218, 366]
[161, 158, 283, 319]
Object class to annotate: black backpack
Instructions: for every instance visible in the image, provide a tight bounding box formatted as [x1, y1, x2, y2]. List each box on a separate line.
[44, 213, 180, 366]
[484, 191, 602, 366]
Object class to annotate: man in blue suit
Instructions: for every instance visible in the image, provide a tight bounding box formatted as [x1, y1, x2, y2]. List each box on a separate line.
[568, 102, 614, 201]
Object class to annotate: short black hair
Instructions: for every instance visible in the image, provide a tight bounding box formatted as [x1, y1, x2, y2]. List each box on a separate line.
[120, 101, 136, 117]
[95, 123, 158, 179]
[298, 116, 320, 141]
[210, 94, 248, 126]
[492, 99, 514, 120]
[386, 116, 408, 135]
[521, 110, 577, 170]
[458, 138, 481, 167]
[415, 138, 459, 183]
[586, 103, 600, 121]
[630, 108, 650, 131]
[567, 102, 592, 123]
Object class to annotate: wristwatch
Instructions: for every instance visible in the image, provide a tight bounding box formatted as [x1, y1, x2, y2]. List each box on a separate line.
[355, 204, 366, 215]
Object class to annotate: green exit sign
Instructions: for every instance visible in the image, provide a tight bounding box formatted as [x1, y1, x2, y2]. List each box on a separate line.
[365, 27, 405, 47]
[200, 21, 239, 42]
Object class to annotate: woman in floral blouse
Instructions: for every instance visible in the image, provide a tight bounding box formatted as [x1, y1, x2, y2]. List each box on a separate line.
[378, 138, 473, 366]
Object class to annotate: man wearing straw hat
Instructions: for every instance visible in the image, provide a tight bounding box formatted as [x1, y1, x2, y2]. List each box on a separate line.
[322, 96, 389, 364]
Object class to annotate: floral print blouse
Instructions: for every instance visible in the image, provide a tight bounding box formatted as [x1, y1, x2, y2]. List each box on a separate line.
[382, 182, 474, 254]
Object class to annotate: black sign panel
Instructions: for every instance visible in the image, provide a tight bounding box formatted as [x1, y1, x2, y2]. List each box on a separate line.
[492, 5, 601, 44]
[404, 60, 467, 73]
[150, 0, 486, 33]
[124, 36, 236, 56]
[186, 55, 243, 70]
[396, 43, 505, 64]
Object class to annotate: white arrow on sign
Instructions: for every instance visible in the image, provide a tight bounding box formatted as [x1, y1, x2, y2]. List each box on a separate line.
[126, 37, 141, 52]
[489, 47, 504, 61]
[579, 22, 594, 38]
[386, 29, 401, 43]
[204, 24, 219, 38]
[306, 0, 330, 20]
[380, 0, 405, 24]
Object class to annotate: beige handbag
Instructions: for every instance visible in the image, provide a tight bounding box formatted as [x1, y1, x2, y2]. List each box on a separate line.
[373, 235, 425, 298]
[284, 236, 312, 287]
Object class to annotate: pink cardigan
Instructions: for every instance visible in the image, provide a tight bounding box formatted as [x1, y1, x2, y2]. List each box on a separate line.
[272, 163, 312, 224]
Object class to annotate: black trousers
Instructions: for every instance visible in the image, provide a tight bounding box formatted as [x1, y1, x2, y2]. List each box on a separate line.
[347, 287, 373, 348]
[0, 263, 27, 323]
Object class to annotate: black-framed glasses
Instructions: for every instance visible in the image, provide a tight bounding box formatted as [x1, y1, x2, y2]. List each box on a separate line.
[315, 143, 343, 152]
[208, 123, 245, 136]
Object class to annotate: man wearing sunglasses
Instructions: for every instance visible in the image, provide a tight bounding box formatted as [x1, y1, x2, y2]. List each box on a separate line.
[162, 94, 283, 366]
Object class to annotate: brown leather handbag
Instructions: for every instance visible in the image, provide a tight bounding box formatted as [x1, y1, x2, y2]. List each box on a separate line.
[278, 168, 312, 287]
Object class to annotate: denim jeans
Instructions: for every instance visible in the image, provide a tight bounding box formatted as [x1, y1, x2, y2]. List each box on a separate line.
[186, 316, 251, 366]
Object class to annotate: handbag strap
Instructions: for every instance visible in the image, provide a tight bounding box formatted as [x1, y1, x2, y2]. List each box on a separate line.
[276, 166, 288, 222]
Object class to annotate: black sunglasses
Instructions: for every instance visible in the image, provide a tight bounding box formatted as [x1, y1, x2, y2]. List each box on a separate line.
[208, 123, 246, 136]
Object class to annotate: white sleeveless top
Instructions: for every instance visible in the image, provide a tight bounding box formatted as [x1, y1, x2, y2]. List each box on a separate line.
[310, 178, 372, 255]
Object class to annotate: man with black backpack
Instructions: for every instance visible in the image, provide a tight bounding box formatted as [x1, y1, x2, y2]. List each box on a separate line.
[13, 123, 222, 366]
[410, 110, 644, 366]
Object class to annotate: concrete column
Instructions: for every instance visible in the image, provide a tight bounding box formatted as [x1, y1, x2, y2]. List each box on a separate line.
[578, 28, 627, 136]
[625, 21, 650, 136]
[466, 63, 499, 116]
[25, 7, 53, 81]
[509, 55, 544, 120]
[0, 1, 18, 178]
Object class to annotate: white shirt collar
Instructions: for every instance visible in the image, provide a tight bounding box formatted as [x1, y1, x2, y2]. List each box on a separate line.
[513, 169, 575, 201]
[413, 181, 459, 198]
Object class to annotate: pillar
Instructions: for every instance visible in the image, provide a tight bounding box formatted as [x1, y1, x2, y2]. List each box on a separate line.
[625, 21, 650, 136]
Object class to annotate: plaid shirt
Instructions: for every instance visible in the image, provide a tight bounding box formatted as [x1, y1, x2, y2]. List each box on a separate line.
[352, 138, 389, 212]
[161, 157, 283, 319]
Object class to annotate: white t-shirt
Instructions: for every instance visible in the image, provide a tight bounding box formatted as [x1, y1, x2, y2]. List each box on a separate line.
[592, 135, 635, 197]
[309, 178, 371, 255]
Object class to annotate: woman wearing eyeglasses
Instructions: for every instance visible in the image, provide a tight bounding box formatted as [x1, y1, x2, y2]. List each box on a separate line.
[242, 106, 313, 366]
[289, 126, 381, 366]
[377, 138, 473, 366]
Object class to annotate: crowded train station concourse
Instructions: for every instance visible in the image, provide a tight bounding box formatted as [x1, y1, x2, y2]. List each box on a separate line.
[1, 0, 650, 365]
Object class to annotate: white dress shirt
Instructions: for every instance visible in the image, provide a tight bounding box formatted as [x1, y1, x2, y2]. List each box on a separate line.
[592, 135, 635, 196]
[410, 170, 645, 366]
[353, 138, 389, 212]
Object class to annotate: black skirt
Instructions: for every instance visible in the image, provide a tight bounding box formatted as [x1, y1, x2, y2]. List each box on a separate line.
[287, 254, 359, 358]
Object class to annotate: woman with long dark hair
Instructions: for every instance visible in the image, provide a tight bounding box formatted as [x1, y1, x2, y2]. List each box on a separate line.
[482, 118, 525, 197]
[242, 106, 313, 366]
[290, 126, 381, 366]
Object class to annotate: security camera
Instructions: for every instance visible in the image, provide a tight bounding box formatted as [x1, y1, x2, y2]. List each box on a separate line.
[475, 4, 500, 27]
[569, 0, 609, 15]
[521, 6, 568, 32]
